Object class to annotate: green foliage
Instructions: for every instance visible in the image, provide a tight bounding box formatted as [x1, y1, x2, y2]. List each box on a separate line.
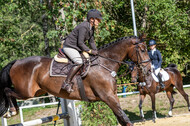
[0, 0, 189, 125]
[0, 1, 44, 69]
[0, 1, 189, 80]
[135, 0, 190, 72]
[76, 101, 117, 126]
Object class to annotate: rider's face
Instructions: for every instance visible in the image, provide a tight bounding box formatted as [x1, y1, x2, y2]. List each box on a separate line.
[90, 18, 101, 28]
[149, 45, 156, 50]
[94, 19, 101, 28]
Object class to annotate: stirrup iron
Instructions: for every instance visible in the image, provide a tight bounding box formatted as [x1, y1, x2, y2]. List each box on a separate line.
[62, 82, 74, 93]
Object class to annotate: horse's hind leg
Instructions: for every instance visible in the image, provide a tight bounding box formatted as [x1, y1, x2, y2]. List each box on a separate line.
[166, 87, 175, 116]
[9, 97, 19, 116]
[175, 81, 190, 111]
[139, 93, 146, 121]
[3, 88, 21, 118]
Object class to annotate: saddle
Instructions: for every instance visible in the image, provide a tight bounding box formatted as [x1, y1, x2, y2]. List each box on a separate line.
[50, 48, 91, 77]
[151, 69, 170, 82]
[54, 48, 70, 63]
[50, 48, 97, 101]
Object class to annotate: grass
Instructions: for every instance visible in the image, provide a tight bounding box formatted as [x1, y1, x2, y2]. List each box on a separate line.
[1, 88, 190, 125]
[120, 88, 190, 122]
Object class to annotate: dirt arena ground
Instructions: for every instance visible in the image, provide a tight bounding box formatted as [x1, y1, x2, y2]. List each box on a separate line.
[133, 114, 190, 126]
[5, 88, 190, 126]
[119, 88, 190, 126]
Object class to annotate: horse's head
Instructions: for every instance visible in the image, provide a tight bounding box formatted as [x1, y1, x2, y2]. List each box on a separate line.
[128, 36, 151, 76]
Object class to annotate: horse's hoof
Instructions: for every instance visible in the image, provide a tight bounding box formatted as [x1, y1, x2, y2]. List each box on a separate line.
[152, 118, 156, 123]
[142, 118, 146, 122]
[3, 112, 11, 118]
[11, 111, 17, 116]
[168, 111, 173, 117]
[127, 122, 133, 126]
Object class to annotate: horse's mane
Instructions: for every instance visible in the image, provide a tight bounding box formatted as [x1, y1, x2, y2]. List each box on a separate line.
[98, 36, 137, 50]
[167, 63, 177, 68]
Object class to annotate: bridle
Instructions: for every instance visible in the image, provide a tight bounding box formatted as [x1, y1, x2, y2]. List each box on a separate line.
[135, 42, 151, 75]
[96, 38, 151, 78]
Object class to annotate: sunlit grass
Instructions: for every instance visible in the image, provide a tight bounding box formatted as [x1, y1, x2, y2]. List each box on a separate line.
[1, 88, 190, 125]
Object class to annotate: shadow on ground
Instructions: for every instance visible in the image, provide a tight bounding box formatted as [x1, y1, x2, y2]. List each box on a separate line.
[124, 110, 166, 122]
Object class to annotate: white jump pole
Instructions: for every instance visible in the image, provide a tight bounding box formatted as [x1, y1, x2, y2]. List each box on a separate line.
[8, 113, 69, 126]
[130, 0, 137, 36]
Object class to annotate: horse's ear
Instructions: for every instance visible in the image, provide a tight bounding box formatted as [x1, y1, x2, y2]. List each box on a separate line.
[139, 32, 147, 40]
[131, 39, 137, 44]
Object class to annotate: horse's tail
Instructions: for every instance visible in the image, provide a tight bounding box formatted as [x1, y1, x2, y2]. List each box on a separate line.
[0, 60, 17, 116]
[167, 63, 177, 68]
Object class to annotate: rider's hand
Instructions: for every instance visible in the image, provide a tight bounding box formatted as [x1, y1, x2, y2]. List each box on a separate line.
[91, 50, 98, 55]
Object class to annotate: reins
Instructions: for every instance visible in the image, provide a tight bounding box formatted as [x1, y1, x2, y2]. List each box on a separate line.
[96, 55, 132, 78]
[96, 41, 149, 78]
[97, 40, 148, 65]
[98, 54, 130, 65]
[95, 39, 151, 78]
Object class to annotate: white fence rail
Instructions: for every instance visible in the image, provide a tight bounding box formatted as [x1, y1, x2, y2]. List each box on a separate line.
[117, 84, 190, 96]
[1, 84, 190, 126]
[19, 102, 59, 123]
[1, 97, 81, 126]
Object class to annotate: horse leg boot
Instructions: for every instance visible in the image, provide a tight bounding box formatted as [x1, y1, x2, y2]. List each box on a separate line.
[157, 73, 165, 89]
[61, 64, 82, 93]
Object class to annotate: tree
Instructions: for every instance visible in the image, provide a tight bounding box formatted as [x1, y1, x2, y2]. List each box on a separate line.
[0, 0, 189, 74]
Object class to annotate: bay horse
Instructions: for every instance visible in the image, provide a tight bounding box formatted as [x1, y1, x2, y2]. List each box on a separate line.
[0, 36, 151, 126]
[131, 64, 190, 122]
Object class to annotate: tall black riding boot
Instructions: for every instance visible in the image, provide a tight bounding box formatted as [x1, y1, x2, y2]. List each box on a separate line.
[61, 64, 82, 93]
[157, 73, 165, 89]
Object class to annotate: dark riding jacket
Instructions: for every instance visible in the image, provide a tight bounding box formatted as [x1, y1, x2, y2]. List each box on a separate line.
[63, 21, 97, 52]
[148, 49, 162, 69]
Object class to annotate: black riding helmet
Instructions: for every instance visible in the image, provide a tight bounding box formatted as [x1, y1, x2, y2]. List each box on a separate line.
[149, 40, 156, 46]
[87, 9, 102, 21]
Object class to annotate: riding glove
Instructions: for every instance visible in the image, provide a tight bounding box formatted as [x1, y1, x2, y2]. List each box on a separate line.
[91, 50, 98, 55]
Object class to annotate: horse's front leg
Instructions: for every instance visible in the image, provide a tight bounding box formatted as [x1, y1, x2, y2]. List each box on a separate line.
[150, 93, 157, 122]
[139, 93, 146, 121]
[100, 92, 133, 126]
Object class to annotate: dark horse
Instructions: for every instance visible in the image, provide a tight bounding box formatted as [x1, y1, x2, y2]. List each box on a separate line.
[131, 64, 190, 122]
[0, 36, 151, 126]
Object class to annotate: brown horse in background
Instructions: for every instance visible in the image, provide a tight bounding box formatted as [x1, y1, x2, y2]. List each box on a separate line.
[131, 64, 190, 122]
[0, 36, 151, 126]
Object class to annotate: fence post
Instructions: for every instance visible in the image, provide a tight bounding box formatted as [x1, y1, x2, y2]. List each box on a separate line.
[60, 99, 80, 126]
[122, 86, 127, 98]
[1, 117, 7, 126]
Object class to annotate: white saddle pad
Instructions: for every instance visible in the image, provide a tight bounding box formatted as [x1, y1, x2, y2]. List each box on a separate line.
[151, 69, 169, 82]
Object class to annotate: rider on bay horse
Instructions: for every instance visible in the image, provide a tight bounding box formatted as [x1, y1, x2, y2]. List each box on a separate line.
[61, 9, 102, 93]
[148, 39, 165, 89]
[130, 39, 165, 89]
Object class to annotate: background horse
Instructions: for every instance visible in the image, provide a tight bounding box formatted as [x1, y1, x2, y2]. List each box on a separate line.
[0, 36, 151, 126]
[131, 64, 190, 122]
